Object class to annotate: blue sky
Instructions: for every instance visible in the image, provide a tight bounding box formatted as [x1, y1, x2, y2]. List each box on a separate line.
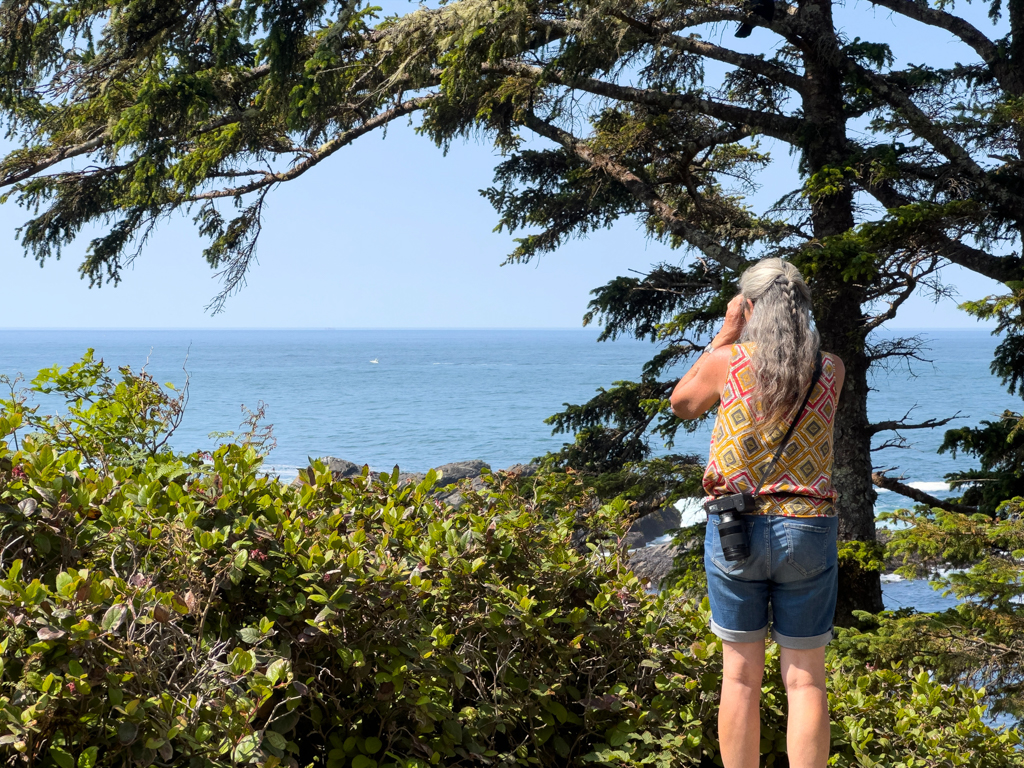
[0, 0, 1009, 330]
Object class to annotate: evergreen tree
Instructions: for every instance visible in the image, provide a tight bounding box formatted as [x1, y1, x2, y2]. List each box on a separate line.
[2, 0, 1023, 620]
[835, 286, 1024, 720]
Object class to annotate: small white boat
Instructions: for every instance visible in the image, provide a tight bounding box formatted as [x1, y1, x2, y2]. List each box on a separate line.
[370, 358, 379, 364]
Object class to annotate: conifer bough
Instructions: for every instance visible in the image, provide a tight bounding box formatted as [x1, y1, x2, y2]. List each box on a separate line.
[2, 0, 1023, 620]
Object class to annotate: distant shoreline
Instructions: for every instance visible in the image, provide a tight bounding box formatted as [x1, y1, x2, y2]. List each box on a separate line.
[0, 326, 998, 333]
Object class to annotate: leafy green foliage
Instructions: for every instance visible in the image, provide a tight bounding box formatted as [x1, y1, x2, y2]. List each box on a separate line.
[826, 660, 1020, 766]
[5, 426, 726, 768]
[0, 350, 191, 471]
[1, 359, 1020, 767]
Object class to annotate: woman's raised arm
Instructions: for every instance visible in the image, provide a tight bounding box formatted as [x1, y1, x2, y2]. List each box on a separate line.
[669, 295, 749, 420]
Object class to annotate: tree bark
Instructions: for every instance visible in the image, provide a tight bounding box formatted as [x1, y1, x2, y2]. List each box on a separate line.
[798, 0, 885, 622]
[823, 310, 885, 623]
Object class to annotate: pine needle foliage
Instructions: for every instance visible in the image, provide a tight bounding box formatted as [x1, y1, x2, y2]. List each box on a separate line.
[834, 284, 1024, 721]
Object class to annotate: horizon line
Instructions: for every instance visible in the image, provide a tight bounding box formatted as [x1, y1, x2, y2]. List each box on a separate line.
[0, 326, 598, 331]
[0, 324, 996, 332]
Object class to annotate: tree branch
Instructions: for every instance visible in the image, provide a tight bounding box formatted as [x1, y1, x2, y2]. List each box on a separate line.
[646, 2, 805, 44]
[870, 410, 961, 435]
[0, 107, 264, 190]
[665, 33, 805, 93]
[490, 62, 802, 144]
[864, 266, 921, 331]
[0, 134, 107, 187]
[520, 111, 745, 272]
[865, 0, 1012, 91]
[843, 58, 1024, 223]
[608, 11, 806, 94]
[186, 96, 437, 201]
[861, 181, 1023, 284]
[872, 472, 978, 514]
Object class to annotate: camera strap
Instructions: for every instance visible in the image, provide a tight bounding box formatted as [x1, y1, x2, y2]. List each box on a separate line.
[752, 351, 823, 498]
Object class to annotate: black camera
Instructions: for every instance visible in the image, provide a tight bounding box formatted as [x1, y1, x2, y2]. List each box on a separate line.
[704, 492, 756, 516]
[704, 492, 755, 561]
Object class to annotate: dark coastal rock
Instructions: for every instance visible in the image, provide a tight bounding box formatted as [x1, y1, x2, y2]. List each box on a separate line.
[290, 458, 541, 509]
[434, 460, 490, 485]
[436, 477, 489, 507]
[627, 504, 681, 545]
[323, 457, 363, 478]
[626, 543, 680, 589]
[392, 461, 489, 492]
[619, 531, 646, 550]
[427, 460, 537, 506]
[501, 463, 539, 478]
[391, 461, 491, 506]
[291, 457, 365, 486]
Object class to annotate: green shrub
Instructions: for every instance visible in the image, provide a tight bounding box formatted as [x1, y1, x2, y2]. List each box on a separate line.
[0, 356, 1020, 768]
[0, 350, 191, 470]
[0, 434, 724, 768]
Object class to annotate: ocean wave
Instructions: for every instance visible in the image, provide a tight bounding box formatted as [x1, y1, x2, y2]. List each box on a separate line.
[676, 483, 954, 524]
[263, 465, 300, 480]
[675, 498, 706, 527]
[876, 480, 949, 493]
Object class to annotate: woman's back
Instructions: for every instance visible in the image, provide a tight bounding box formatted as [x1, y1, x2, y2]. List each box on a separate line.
[702, 343, 839, 517]
[668, 258, 844, 768]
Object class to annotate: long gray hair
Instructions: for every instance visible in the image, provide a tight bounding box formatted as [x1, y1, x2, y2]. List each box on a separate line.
[737, 258, 820, 424]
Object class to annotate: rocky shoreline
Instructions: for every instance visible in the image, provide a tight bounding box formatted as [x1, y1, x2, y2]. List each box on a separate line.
[298, 458, 916, 593]
[295, 456, 686, 541]
[292, 457, 518, 508]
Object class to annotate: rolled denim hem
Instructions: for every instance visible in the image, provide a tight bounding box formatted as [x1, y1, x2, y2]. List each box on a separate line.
[710, 619, 768, 644]
[771, 626, 832, 649]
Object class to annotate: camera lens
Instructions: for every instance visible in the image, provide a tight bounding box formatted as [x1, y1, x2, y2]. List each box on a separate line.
[718, 510, 750, 562]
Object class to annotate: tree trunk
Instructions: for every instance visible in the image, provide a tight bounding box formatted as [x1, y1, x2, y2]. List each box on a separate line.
[817, 291, 885, 622]
[799, 0, 885, 621]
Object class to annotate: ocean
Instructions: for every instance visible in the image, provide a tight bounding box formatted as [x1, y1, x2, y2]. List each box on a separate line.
[0, 327, 1013, 614]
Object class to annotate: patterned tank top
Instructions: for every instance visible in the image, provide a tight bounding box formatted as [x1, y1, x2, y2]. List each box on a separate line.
[702, 344, 838, 517]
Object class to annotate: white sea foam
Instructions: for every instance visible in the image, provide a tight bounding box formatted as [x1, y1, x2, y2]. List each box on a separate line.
[264, 465, 300, 481]
[645, 532, 676, 547]
[674, 497, 706, 527]
[678, 479, 953, 522]
[876, 481, 950, 493]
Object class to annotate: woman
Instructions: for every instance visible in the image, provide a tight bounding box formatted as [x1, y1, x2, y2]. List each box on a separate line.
[669, 258, 845, 768]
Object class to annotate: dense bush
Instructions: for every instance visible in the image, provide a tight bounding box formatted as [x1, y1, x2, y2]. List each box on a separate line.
[1, 356, 1020, 768]
[0, 434, 724, 768]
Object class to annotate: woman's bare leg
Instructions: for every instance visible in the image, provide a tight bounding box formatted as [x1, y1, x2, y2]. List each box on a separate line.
[780, 646, 830, 768]
[719, 640, 766, 768]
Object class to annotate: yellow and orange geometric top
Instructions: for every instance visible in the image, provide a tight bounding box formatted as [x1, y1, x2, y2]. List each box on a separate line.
[702, 344, 838, 517]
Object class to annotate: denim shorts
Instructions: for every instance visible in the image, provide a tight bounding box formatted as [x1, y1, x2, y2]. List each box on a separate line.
[704, 513, 838, 649]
